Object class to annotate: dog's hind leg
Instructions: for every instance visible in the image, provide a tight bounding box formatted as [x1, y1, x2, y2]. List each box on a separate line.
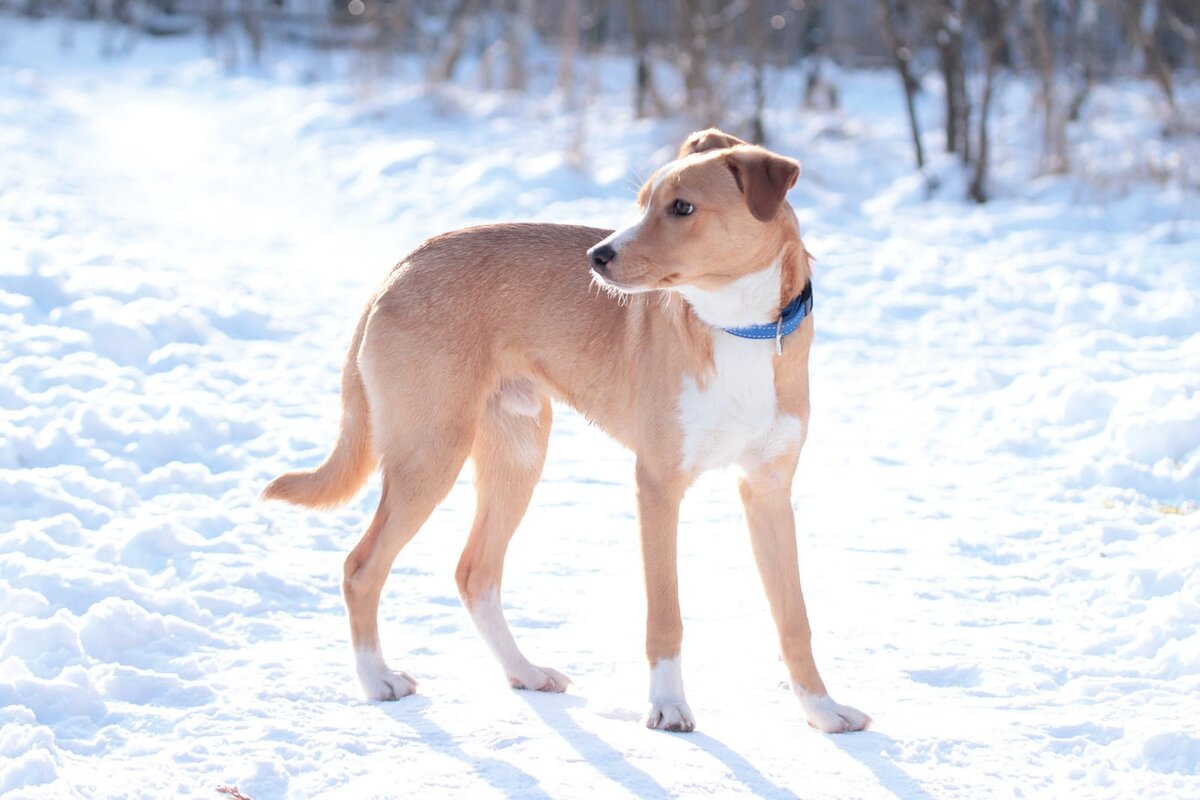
[343, 417, 475, 701]
[455, 387, 567, 692]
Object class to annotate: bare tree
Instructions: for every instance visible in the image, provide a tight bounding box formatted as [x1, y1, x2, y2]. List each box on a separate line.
[747, 0, 767, 144]
[240, 0, 263, 64]
[801, 2, 840, 110]
[27, 0, 1198, 201]
[878, 0, 926, 170]
[559, 0, 582, 95]
[933, 0, 970, 160]
[969, 0, 1016, 203]
[677, 0, 718, 124]
[1024, 0, 1068, 173]
[623, 0, 664, 117]
[505, 0, 534, 91]
[1066, 0, 1098, 123]
[1163, 0, 1200, 68]
[1122, 0, 1179, 117]
[430, 0, 480, 84]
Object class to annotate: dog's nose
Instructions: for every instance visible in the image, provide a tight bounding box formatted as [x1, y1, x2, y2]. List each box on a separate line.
[589, 244, 616, 271]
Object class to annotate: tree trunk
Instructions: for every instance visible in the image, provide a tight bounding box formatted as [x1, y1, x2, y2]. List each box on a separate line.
[1027, 0, 1068, 174]
[678, 0, 715, 123]
[1163, 1, 1200, 68]
[505, 0, 534, 91]
[969, 0, 1014, 203]
[559, 0, 581, 96]
[969, 61, 996, 203]
[935, 0, 969, 160]
[1124, 0, 1178, 114]
[624, 0, 658, 117]
[1067, 0, 1096, 123]
[748, 0, 766, 144]
[878, 0, 925, 170]
[240, 0, 262, 65]
[430, 0, 479, 84]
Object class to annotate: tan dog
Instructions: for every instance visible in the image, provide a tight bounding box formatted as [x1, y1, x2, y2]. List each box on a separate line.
[264, 129, 869, 734]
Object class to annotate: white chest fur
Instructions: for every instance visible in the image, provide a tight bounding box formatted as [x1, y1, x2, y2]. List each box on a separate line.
[674, 261, 804, 472]
[677, 334, 803, 472]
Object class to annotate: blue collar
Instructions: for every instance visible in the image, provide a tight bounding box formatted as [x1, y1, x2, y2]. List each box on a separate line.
[722, 281, 813, 344]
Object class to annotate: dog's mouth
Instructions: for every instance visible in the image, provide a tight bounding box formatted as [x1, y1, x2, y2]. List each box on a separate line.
[590, 268, 682, 295]
[590, 269, 655, 295]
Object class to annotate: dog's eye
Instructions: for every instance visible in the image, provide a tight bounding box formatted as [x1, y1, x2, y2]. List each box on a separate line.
[671, 199, 695, 217]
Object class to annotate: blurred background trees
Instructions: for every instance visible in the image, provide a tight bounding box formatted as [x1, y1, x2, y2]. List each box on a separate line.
[7, 0, 1198, 201]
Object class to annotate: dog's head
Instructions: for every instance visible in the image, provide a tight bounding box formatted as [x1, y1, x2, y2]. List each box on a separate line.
[587, 129, 801, 296]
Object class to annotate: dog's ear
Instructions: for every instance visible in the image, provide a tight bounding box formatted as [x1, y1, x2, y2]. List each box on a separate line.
[724, 148, 801, 222]
[678, 128, 749, 158]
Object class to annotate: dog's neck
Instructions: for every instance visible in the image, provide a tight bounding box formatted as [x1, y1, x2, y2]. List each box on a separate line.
[674, 259, 783, 329]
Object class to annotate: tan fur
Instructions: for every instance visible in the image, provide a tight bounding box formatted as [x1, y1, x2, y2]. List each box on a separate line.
[264, 130, 867, 733]
[262, 306, 375, 508]
[678, 127, 750, 157]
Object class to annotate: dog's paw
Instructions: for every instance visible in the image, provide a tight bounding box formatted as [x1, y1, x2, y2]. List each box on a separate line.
[646, 701, 695, 733]
[508, 665, 571, 693]
[796, 692, 870, 733]
[360, 668, 417, 701]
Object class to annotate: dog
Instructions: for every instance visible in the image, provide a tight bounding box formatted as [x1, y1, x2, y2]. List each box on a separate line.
[263, 128, 869, 734]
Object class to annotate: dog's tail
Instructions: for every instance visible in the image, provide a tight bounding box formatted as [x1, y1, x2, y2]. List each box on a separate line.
[262, 306, 375, 509]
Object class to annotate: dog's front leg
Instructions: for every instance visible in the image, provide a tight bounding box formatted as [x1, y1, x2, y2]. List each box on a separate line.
[635, 459, 694, 732]
[738, 461, 871, 733]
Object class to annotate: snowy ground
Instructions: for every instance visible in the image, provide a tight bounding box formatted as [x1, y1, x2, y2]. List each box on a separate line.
[1, 20, 1198, 800]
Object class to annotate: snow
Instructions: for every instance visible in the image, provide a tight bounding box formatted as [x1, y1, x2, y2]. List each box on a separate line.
[2, 18, 1198, 800]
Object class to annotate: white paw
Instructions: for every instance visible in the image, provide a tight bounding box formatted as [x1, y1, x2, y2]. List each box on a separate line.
[647, 656, 693, 731]
[356, 649, 416, 701]
[646, 702, 695, 732]
[508, 664, 571, 693]
[360, 668, 417, 701]
[796, 691, 871, 733]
